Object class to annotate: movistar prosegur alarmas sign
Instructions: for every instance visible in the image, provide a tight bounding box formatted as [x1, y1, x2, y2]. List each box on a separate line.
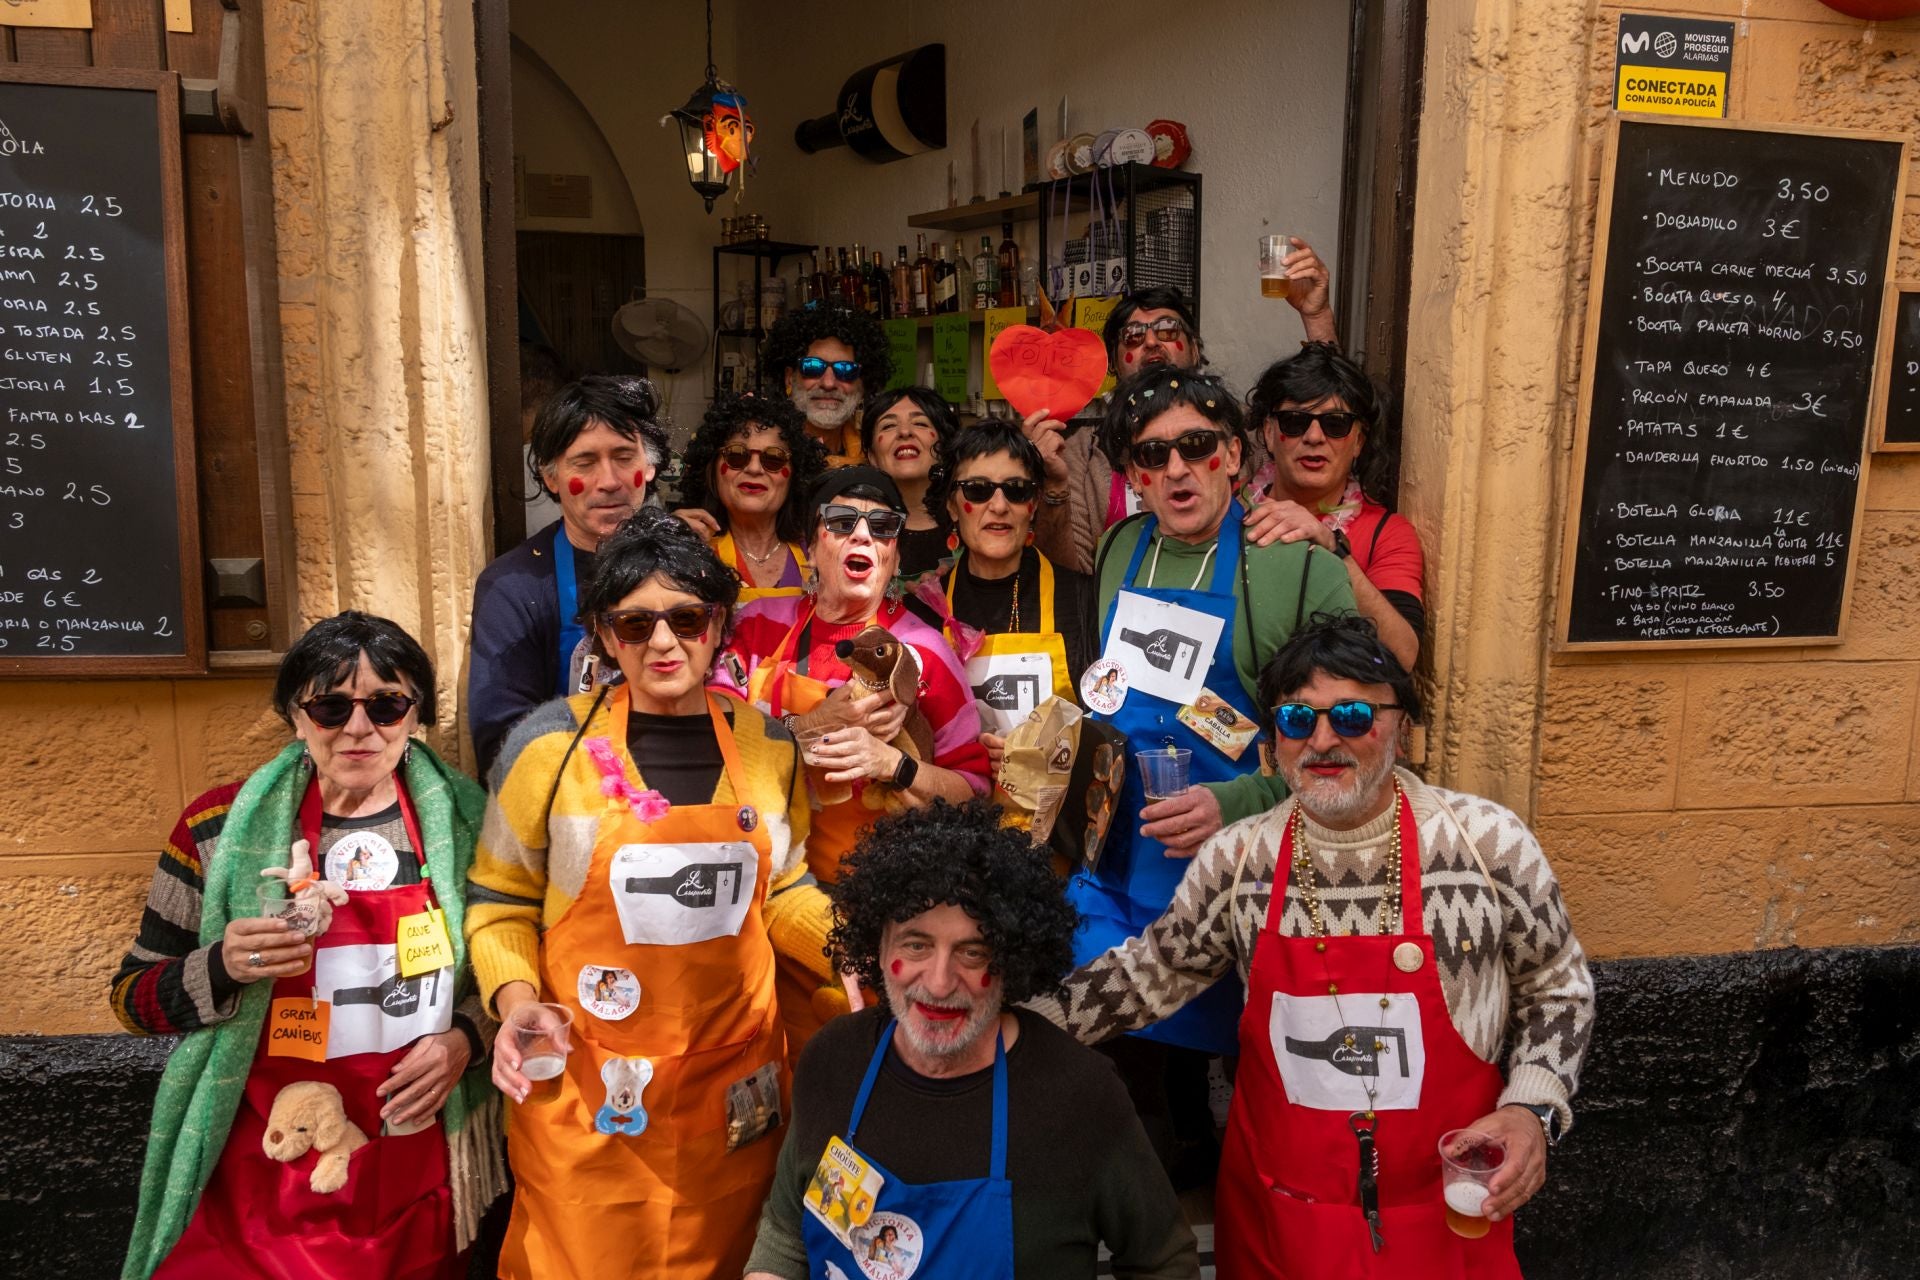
[1614, 15, 1734, 119]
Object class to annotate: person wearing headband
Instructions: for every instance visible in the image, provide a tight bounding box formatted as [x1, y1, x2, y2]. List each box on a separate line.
[674, 391, 829, 604]
[760, 306, 893, 466]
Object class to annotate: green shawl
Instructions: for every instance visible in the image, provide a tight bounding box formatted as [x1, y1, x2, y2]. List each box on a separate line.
[123, 740, 492, 1280]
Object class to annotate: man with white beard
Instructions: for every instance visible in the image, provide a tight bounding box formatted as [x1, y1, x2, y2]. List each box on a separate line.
[759, 306, 893, 467]
[1031, 615, 1596, 1278]
[743, 798, 1197, 1280]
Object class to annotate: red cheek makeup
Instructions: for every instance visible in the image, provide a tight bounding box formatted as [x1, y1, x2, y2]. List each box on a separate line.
[1209, 456, 1221, 471]
[890, 960, 903, 976]
[633, 471, 647, 488]
[567, 477, 585, 496]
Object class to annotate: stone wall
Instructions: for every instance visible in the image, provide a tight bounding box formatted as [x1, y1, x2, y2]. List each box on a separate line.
[1405, 0, 1920, 960]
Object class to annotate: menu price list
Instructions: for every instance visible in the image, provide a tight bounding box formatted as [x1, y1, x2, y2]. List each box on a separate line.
[1565, 121, 1902, 645]
[0, 81, 184, 660]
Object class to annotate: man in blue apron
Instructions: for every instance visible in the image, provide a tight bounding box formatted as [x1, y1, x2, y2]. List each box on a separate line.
[742, 799, 1198, 1280]
[1070, 364, 1357, 1184]
[467, 375, 666, 778]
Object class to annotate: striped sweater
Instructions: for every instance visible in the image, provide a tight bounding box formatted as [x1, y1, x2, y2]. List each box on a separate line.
[1028, 769, 1595, 1134]
[465, 688, 827, 1013]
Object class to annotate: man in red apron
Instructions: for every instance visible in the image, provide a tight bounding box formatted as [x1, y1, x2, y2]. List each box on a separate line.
[1030, 616, 1596, 1277]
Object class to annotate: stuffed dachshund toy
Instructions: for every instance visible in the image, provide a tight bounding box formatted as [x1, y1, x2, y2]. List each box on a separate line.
[262, 1080, 369, 1194]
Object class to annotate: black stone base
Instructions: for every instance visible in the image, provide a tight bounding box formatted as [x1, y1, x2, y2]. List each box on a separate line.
[6, 944, 1918, 1278]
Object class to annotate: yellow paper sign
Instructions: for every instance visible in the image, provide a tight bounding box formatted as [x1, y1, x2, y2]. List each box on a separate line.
[164, 0, 192, 33]
[0, 0, 92, 29]
[1073, 296, 1121, 395]
[397, 907, 453, 977]
[267, 998, 330, 1061]
[981, 306, 1029, 400]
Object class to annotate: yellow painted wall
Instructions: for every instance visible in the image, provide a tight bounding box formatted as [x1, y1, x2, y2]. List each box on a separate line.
[1404, 0, 1920, 963]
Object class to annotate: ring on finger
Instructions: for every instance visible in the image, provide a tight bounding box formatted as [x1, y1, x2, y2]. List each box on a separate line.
[247, 951, 265, 968]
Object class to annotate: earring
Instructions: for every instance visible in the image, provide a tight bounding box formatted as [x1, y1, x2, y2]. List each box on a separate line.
[1025, 529, 1035, 547]
[402, 740, 413, 768]
[301, 745, 314, 772]
[946, 530, 960, 552]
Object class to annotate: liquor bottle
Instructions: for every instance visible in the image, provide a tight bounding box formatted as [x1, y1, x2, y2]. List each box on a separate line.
[334, 969, 441, 1018]
[1117, 626, 1201, 680]
[811, 249, 832, 308]
[892, 246, 912, 319]
[622, 862, 746, 908]
[849, 242, 869, 310]
[1281, 1026, 1409, 1079]
[932, 241, 957, 313]
[868, 251, 892, 319]
[798, 252, 820, 308]
[973, 235, 999, 310]
[997, 222, 1021, 309]
[838, 248, 862, 308]
[952, 238, 973, 313]
[912, 234, 933, 316]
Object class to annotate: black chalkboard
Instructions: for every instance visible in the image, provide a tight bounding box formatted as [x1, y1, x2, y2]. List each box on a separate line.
[1559, 118, 1908, 649]
[1875, 285, 1920, 450]
[0, 67, 201, 674]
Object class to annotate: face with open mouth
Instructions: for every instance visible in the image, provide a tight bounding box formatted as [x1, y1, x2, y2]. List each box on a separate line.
[811, 496, 901, 621]
[947, 452, 1036, 573]
[881, 904, 1003, 1068]
[292, 653, 420, 797]
[1266, 393, 1366, 507]
[595, 575, 722, 716]
[1272, 672, 1403, 829]
[872, 403, 942, 486]
[1123, 403, 1243, 545]
[715, 424, 791, 522]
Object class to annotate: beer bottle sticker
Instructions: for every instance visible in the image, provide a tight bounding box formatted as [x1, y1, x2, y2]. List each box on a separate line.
[804, 1136, 886, 1249]
[267, 998, 331, 1061]
[577, 964, 642, 1021]
[396, 907, 454, 978]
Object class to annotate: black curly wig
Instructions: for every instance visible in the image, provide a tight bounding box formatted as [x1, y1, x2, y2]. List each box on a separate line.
[678, 392, 829, 544]
[758, 304, 892, 393]
[828, 798, 1078, 1008]
[579, 506, 741, 623]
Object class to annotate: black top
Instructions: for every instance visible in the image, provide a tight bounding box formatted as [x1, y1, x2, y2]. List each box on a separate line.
[945, 547, 1099, 687]
[743, 1007, 1197, 1279]
[626, 706, 729, 806]
[895, 517, 955, 580]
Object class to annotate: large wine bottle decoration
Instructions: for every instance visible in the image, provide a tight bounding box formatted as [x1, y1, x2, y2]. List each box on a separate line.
[794, 45, 947, 164]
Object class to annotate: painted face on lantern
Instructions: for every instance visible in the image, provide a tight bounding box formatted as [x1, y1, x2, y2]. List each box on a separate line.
[714, 424, 792, 523]
[946, 450, 1036, 570]
[703, 93, 754, 171]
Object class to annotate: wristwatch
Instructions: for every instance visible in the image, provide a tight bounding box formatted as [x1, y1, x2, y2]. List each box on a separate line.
[1331, 528, 1353, 560]
[1515, 1102, 1559, 1147]
[890, 750, 919, 790]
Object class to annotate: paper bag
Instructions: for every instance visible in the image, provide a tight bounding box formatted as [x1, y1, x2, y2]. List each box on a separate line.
[996, 696, 1080, 845]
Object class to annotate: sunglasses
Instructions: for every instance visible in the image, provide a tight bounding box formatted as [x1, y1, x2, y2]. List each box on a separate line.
[1128, 428, 1226, 471]
[953, 476, 1038, 505]
[718, 443, 792, 472]
[1118, 318, 1189, 348]
[818, 503, 905, 539]
[298, 692, 417, 729]
[1272, 700, 1404, 740]
[1270, 409, 1364, 440]
[797, 356, 861, 381]
[599, 604, 722, 644]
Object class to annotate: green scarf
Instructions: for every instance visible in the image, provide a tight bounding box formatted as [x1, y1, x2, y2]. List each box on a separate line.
[122, 740, 490, 1280]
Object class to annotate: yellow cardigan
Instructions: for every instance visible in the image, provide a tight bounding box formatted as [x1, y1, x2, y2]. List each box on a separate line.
[465, 689, 832, 1013]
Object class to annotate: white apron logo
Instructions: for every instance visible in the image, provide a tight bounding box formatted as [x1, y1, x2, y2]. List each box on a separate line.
[576, 965, 641, 1021]
[1101, 590, 1223, 706]
[966, 649, 1053, 735]
[325, 830, 400, 890]
[313, 943, 452, 1058]
[609, 841, 757, 946]
[1268, 991, 1426, 1112]
[850, 1211, 924, 1279]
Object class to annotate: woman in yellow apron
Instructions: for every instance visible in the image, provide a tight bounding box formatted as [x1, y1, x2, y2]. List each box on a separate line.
[468, 508, 815, 1279]
[673, 391, 827, 603]
[941, 420, 1099, 765]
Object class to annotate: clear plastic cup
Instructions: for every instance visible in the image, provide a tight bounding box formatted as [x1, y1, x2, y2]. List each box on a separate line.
[1438, 1128, 1506, 1238]
[256, 882, 321, 939]
[507, 1001, 575, 1103]
[796, 726, 835, 766]
[1138, 746, 1192, 800]
[1260, 234, 1292, 299]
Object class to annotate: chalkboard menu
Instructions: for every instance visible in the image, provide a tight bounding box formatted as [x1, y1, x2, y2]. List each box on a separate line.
[0, 67, 201, 675]
[1558, 118, 1908, 649]
[1874, 285, 1920, 451]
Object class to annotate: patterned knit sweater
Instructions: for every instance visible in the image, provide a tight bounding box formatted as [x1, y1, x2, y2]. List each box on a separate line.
[1029, 768, 1595, 1132]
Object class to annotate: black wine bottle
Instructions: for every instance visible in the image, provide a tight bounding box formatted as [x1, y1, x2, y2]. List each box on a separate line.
[1281, 1025, 1408, 1079]
[1118, 627, 1202, 680]
[623, 862, 745, 908]
[793, 45, 947, 164]
[333, 969, 439, 1019]
[972, 674, 1040, 710]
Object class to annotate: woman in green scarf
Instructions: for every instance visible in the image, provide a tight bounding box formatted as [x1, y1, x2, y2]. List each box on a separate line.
[111, 612, 505, 1279]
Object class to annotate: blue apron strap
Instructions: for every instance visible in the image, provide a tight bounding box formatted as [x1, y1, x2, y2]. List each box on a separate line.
[553, 523, 586, 697]
[846, 1018, 896, 1143]
[1208, 500, 1245, 596]
[989, 1028, 1008, 1182]
[1119, 514, 1158, 588]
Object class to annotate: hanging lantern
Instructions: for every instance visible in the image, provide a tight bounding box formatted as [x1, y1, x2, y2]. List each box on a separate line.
[661, 0, 753, 212]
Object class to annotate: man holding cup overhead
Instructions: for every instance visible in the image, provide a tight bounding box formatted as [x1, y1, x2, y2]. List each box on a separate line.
[1033, 615, 1595, 1276]
[1067, 364, 1356, 1182]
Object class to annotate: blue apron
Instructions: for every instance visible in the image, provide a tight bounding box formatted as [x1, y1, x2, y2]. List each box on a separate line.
[552, 522, 587, 697]
[1066, 510, 1261, 1055]
[802, 1021, 1016, 1280]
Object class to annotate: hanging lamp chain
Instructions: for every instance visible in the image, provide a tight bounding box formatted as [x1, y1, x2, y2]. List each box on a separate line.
[704, 0, 717, 83]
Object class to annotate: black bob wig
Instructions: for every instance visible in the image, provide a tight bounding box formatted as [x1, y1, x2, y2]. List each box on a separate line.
[272, 611, 438, 726]
[579, 507, 742, 626]
[1255, 613, 1424, 741]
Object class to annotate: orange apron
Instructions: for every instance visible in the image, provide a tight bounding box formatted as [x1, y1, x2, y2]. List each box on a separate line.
[499, 690, 785, 1280]
[715, 531, 809, 605]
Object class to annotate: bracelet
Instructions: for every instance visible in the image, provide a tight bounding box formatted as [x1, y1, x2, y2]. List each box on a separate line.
[1041, 488, 1068, 506]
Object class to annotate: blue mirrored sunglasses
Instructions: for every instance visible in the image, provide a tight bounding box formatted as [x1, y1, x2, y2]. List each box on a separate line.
[1272, 700, 1403, 740]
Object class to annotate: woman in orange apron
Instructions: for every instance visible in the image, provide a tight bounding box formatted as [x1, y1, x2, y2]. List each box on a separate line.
[469, 509, 814, 1278]
[672, 391, 827, 604]
[939, 421, 1099, 760]
[117, 612, 500, 1280]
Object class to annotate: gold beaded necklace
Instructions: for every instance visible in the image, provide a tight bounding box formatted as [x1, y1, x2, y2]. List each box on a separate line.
[1290, 779, 1405, 959]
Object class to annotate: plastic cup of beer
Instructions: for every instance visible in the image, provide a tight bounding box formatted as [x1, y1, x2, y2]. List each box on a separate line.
[1260, 234, 1293, 299]
[1138, 746, 1192, 800]
[796, 726, 835, 766]
[1438, 1128, 1506, 1238]
[507, 1002, 574, 1103]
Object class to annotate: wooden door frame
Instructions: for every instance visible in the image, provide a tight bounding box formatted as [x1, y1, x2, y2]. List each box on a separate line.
[476, 0, 522, 555]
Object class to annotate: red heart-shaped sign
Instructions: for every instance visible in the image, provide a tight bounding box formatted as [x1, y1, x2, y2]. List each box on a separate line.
[989, 325, 1109, 423]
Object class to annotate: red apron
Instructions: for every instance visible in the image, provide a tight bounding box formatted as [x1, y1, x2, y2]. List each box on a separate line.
[157, 779, 459, 1280]
[1214, 792, 1521, 1280]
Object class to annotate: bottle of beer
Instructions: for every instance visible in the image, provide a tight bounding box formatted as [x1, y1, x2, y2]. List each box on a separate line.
[973, 235, 999, 310]
[811, 249, 832, 309]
